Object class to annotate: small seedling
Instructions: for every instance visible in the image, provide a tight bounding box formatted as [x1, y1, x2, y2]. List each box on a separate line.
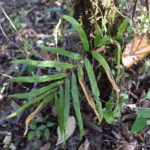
[27, 118, 54, 140]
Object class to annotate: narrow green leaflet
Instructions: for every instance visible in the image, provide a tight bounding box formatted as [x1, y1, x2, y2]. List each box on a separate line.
[114, 18, 129, 40]
[113, 41, 122, 82]
[131, 117, 147, 133]
[94, 24, 102, 47]
[59, 86, 65, 115]
[92, 52, 120, 103]
[92, 51, 116, 83]
[84, 58, 100, 97]
[77, 65, 102, 123]
[63, 15, 89, 51]
[136, 109, 150, 118]
[7, 89, 57, 119]
[12, 59, 74, 69]
[55, 86, 65, 134]
[9, 81, 63, 99]
[9, 73, 68, 83]
[92, 52, 110, 75]
[64, 78, 70, 130]
[71, 73, 83, 138]
[39, 93, 55, 105]
[84, 58, 103, 120]
[39, 44, 82, 60]
[77, 65, 84, 82]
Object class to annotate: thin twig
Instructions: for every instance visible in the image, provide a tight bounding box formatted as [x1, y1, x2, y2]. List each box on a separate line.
[0, 5, 42, 59]
[0, 24, 22, 52]
[132, 0, 138, 20]
[114, 6, 128, 18]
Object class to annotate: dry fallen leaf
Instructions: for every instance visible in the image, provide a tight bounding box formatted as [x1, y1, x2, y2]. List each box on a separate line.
[78, 139, 90, 150]
[56, 116, 76, 146]
[95, 46, 105, 52]
[122, 34, 150, 67]
[3, 132, 12, 147]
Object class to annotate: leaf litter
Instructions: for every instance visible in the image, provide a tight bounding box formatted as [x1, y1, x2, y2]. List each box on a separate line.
[0, 0, 150, 150]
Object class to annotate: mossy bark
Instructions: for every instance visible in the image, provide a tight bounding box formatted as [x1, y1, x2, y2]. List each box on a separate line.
[74, 0, 121, 41]
[74, 0, 121, 100]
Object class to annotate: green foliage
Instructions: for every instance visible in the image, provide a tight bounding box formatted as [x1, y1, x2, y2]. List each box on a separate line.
[9, 81, 63, 99]
[8, 15, 130, 142]
[96, 36, 113, 47]
[84, 58, 103, 120]
[103, 96, 123, 124]
[55, 79, 71, 143]
[7, 90, 57, 119]
[12, 59, 74, 69]
[113, 18, 129, 40]
[28, 131, 35, 140]
[136, 109, 150, 118]
[64, 78, 71, 130]
[27, 118, 54, 140]
[71, 73, 84, 138]
[9, 73, 68, 83]
[94, 24, 103, 47]
[131, 117, 147, 133]
[92, 51, 120, 99]
[63, 15, 89, 51]
[104, 111, 115, 124]
[131, 90, 150, 133]
[38, 44, 82, 60]
[9, 8, 29, 31]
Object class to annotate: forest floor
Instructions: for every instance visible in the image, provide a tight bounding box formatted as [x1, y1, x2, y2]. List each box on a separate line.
[0, 0, 150, 150]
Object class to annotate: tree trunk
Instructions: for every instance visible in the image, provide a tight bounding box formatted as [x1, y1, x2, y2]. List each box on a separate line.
[74, 0, 121, 43]
[74, 0, 121, 100]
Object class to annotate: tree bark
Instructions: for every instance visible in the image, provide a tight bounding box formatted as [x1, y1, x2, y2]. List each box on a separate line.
[74, 0, 120, 41]
[74, 0, 120, 100]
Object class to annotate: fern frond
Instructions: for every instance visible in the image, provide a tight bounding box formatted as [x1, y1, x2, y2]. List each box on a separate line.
[84, 58, 103, 121]
[71, 73, 84, 138]
[92, 52, 120, 104]
[7, 88, 57, 119]
[64, 78, 70, 130]
[9, 73, 68, 83]
[77, 65, 102, 123]
[63, 15, 89, 51]
[9, 80, 63, 99]
[12, 59, 74, 69]
[39, 44, 82, 60]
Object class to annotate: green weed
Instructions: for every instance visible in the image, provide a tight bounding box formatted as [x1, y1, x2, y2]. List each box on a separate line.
[27, 118, 54, 140]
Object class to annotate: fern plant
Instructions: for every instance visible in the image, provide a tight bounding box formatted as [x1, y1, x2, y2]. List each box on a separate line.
[7, 15, 128, 143]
